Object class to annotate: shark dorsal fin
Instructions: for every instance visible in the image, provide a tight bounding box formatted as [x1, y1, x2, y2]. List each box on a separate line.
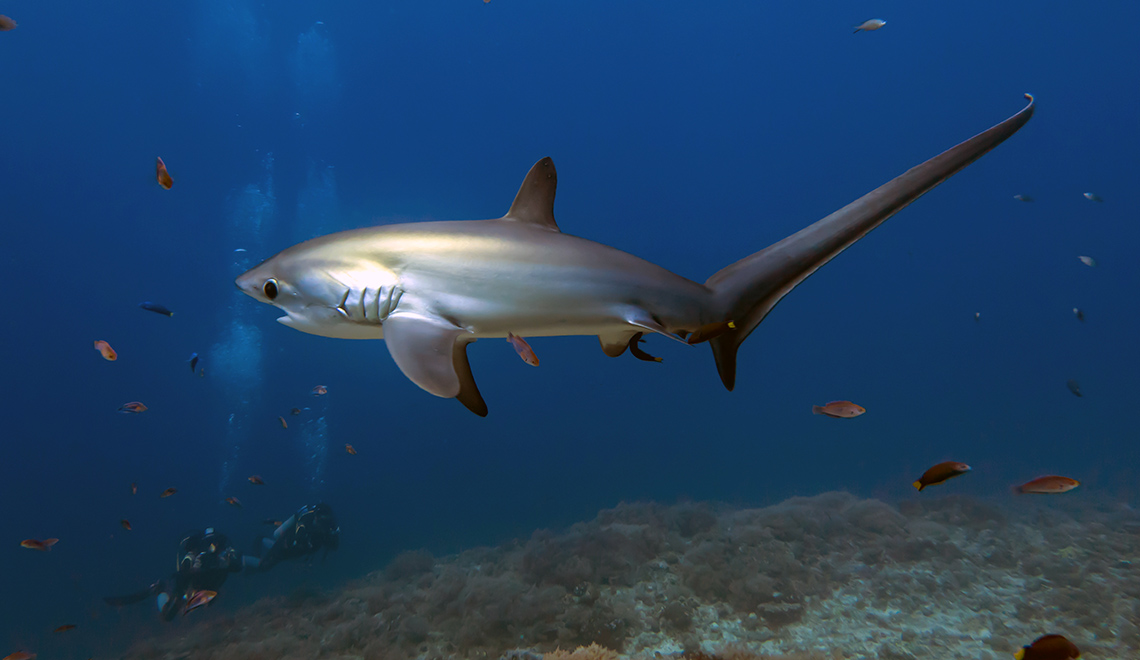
[504, 157, 559, 231]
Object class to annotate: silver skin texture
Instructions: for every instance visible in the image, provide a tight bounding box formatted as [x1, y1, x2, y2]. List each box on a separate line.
[237, 96, 1036, 416]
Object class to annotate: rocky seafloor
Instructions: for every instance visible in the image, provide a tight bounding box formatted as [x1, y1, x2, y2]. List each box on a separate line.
[122, 492, 1140, 660]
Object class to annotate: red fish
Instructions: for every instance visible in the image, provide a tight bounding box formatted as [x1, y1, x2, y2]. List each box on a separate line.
[0, 15, 17, 31]
[130, 482, 137, 495]
[1015, 634, 1080, 659]
[506, 333, 539, 366]
[812, 400, 866, 418]
[3, 652, 36, 660]
[225, 497, 242, 508]
[118, 401, 148, 414]
[290, 407, 301, 415]
[183, 589, 217, 615]
[278, 416, 288, 429]
[160, 488, 177, 498]
[345, 444, 357, 455]
[248, 475, 264, 485]
[155, 157, 173, 190]
[53, 625, 77, 633]
[120, 519, 132, 531]
[1014, 476, 1080, 495]
[20, 538, 58, 551]
[913, 462, 971, 491]
[93, 340, 117, 361]
[311, 385, 328, 396]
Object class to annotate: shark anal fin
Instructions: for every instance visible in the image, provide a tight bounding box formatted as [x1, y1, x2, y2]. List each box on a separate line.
[628, 333, 663, 362]
[452, 339, 487, 417]
[505, 157, 560, 231]
[382, 313, 471, 401]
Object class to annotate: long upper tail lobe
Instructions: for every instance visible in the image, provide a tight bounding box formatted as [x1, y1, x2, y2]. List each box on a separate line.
[705, 95, 1036, 390]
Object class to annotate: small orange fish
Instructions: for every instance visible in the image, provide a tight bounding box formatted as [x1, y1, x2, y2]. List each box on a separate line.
[225, 497, 242, 508]
[130, 482, 137, 495]
[913, 462, 971, 491]
[1014, 476, 1080, 495]
[53, 625, 77, 633]
[1015, 633, 1080, 659]
[262, 519, 283, 527]
[311, 385, 328, 396]
[248, 475, 265, 485]
[120, 519, 131, 531]
[506, 333, 539, 366]
[3, 652, 36, 660]
[93, 340, 117, 361]
[345, 444, 357, 455]
[160, 487, 177, 498]
[20, 538, 58, 551]
[183, 589, 217, 615]
[290, 407, 301, 415]
[155, 157, 173, 190]
[118, 401, 148, 414]
[278, 416, 288, 429]
[0, 15, 17, 31]
[812, 400, 866, 418]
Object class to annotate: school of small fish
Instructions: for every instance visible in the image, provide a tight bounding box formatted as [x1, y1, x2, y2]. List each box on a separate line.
[3, 13, 1114, 660]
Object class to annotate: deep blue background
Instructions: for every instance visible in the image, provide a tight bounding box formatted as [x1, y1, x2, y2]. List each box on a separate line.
[1, 1, 1138, 657]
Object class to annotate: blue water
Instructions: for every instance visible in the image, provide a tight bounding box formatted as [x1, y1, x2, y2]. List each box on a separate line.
[2, 1, 1138, 657]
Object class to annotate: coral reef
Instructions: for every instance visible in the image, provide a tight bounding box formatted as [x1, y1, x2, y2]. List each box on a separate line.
[120, 492, 1140, 660]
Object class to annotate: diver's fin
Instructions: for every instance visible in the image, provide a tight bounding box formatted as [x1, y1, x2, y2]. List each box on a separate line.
[706, 94, 1036, 390]
[104, 582, 161, 607]
[504, 157, 560, 231]
[383, 313, 484, 415]
[452, 339, 488, 417]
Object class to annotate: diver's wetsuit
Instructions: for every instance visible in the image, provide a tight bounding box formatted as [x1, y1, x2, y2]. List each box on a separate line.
[257, 503, 340, 571]
[104, 528, 260, 620]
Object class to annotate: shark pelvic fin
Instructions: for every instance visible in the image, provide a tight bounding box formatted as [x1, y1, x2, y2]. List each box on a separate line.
[382, 313, 472, 400]
[599, 332, 634, 357]
[504, 157, 560, 231]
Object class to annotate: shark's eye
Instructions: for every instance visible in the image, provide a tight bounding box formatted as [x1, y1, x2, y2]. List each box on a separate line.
[263, 279, 279, 300]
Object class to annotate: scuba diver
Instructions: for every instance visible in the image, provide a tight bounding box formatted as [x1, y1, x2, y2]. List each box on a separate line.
[256, 502, 340, 571]
[104, 527, 260, 620]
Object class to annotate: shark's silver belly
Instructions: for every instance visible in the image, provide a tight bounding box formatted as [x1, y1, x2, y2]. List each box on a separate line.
[308, 220, 715, 339]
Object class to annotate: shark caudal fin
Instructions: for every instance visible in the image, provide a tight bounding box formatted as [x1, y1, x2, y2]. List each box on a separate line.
[705, 95, 1036, 390]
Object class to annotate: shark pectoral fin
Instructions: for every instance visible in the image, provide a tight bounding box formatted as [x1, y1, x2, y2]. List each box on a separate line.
[452, 339, 487, 417]
[382, 313, 471, 401]
[504, 157, 560, 231]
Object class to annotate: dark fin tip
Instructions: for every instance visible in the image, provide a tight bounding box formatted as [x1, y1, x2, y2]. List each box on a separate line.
[453, 341, 488, 417]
